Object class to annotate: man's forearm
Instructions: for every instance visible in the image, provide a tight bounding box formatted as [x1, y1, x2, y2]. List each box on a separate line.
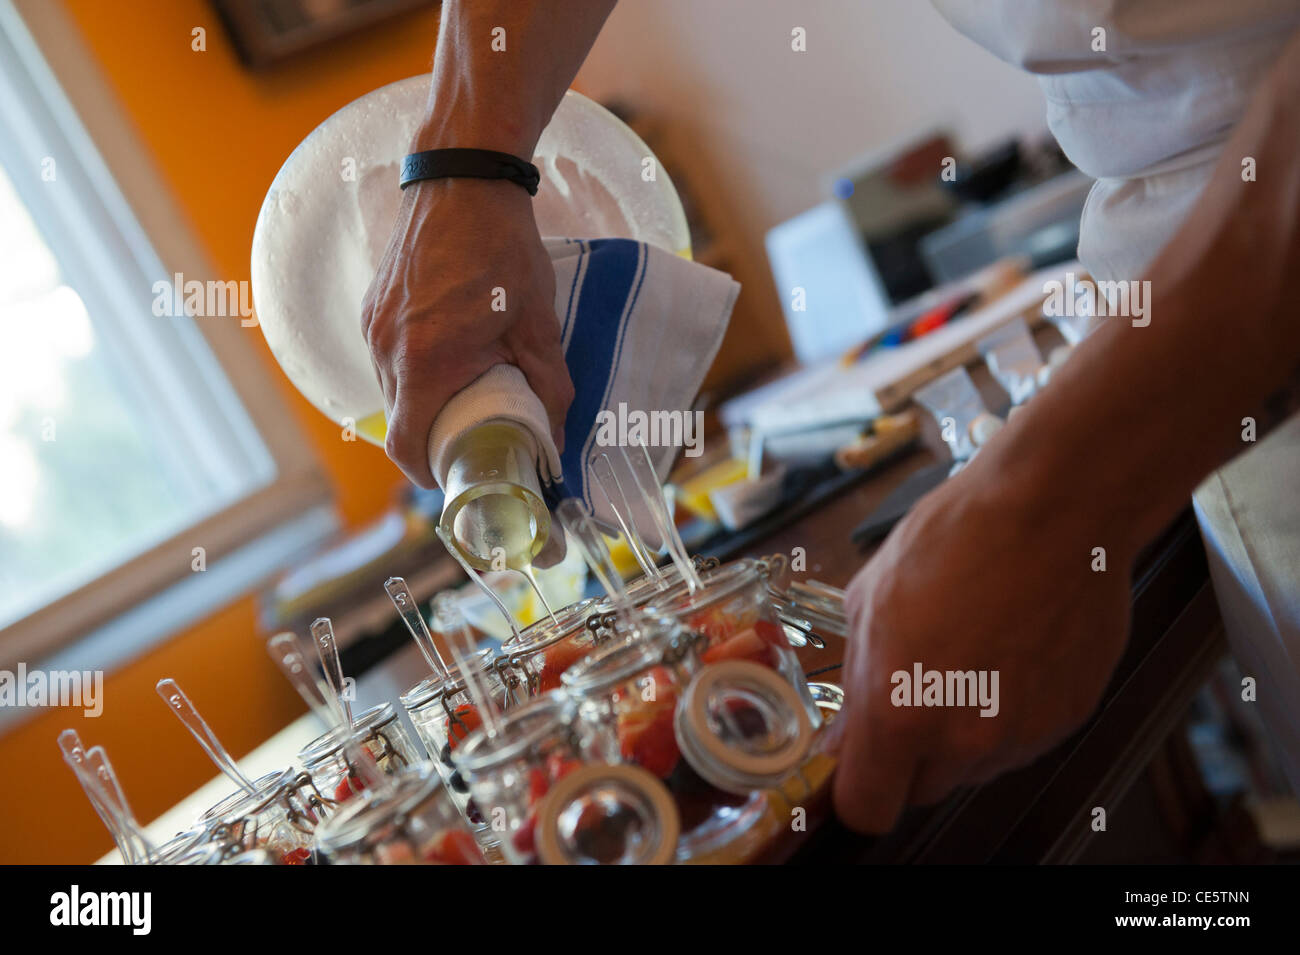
[982, 32, 1300, 560]
[413, 0, 617, 156]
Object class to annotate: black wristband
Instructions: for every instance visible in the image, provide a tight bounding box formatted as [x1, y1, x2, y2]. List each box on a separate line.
[399, 148, 540, 196]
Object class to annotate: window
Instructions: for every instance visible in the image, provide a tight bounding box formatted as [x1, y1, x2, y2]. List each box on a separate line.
[0, 0, 335, 674]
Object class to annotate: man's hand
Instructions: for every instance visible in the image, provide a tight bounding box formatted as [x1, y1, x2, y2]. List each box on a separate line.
[830, 450, 1134, 833]
[361, 177, 573, 488]
[831, 26, 1300, 833]
[360, 0, 615, 488]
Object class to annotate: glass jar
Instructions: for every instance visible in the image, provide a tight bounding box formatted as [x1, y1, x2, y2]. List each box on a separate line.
[558, 616, 757, 860]
[531, 762, 681, 865]
[151, 834, 279, 866]
[581, 566, 698, 646]
[199, 769, 293, 829]
[672, 659, 816, 796]
[648, 559, 821, 727]
[453, 691, 615, 865]
[170, 842, 226, 865]
[313, 764, 484, 865]
[400, 650, 513, 830]
[147, 827, 208, 865]
[298, 702, 423, 806]
[223, 848, 276, 865]
[614, 565, 682, 607]
[199, 768, 321, 864]
[500, 597, 609, 697]
[807, 681, 845, 721]
[755, 553, 844, 643]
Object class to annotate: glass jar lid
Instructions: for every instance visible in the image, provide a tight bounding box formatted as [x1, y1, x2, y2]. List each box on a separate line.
[199, 767, 296, 827]
[646, 559, 760, 619]
[535, 763, 680, 865]
[399, 648, 498, 710]
[313, 763, 445, 859]
[150, 827, 207, 864]
[674, 660, 813, 794]
[559, 613, 687, 697]
[172, 842, 226, 865]
[296, 701, 397, 765]
[593, 565, 683, 614]
[500, 597, 598, 657]
[453, 691, 575, 775]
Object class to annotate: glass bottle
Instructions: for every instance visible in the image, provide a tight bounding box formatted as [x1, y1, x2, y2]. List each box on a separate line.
[439, 421, 551, 571]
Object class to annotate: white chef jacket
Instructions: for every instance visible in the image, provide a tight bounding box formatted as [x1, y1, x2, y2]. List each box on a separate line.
[933, 0, 1300, 792]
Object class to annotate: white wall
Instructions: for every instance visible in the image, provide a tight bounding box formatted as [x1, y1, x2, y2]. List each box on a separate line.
[576, 0, 1051, 236]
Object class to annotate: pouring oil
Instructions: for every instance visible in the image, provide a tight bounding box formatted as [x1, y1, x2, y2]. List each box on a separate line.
[439, 421, 557, 622]
[447, 467, 559, 623]
[449, 488, 559, 623]
[450, 484, 544, 571]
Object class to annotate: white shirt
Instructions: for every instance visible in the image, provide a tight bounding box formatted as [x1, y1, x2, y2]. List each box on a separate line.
[934, 0, 1300, 791]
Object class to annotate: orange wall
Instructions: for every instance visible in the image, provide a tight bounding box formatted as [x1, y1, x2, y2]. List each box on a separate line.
[0, 0, 443, 863]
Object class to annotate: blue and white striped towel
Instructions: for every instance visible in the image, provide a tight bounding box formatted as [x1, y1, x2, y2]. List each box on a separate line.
[427, 238, 739, 548]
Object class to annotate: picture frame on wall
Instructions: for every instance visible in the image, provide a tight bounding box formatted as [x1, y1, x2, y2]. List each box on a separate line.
[211, 0, 437, 68]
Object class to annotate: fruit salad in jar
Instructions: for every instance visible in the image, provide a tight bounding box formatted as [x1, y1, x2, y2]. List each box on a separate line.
[501, 597, 606, 696]
[201, 769, 319, 864]
[401, 652, 512, 833]
[648, 559, 820, 728]
[561, 616, 767, 859]
[298, 702, 421, 809]
[452, 692, 600, 865]
[313, 764, 484, 865]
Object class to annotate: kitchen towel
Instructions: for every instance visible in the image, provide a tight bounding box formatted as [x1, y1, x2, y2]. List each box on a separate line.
[427, 237, 739, 548]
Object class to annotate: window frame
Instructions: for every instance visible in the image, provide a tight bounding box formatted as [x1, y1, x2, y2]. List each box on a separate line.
[0, 0, 336, 672]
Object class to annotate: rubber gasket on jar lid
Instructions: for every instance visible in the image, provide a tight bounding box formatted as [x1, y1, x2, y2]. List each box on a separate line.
[674, 660, 813, 794]
[534, 763, 680, 866]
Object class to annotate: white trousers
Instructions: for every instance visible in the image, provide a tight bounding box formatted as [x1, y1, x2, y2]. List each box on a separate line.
[1194, 414, 1300, 793]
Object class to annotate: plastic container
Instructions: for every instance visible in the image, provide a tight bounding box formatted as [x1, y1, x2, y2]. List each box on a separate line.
[977, 316, 1043, 406]
[912, 366, 990, 463]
